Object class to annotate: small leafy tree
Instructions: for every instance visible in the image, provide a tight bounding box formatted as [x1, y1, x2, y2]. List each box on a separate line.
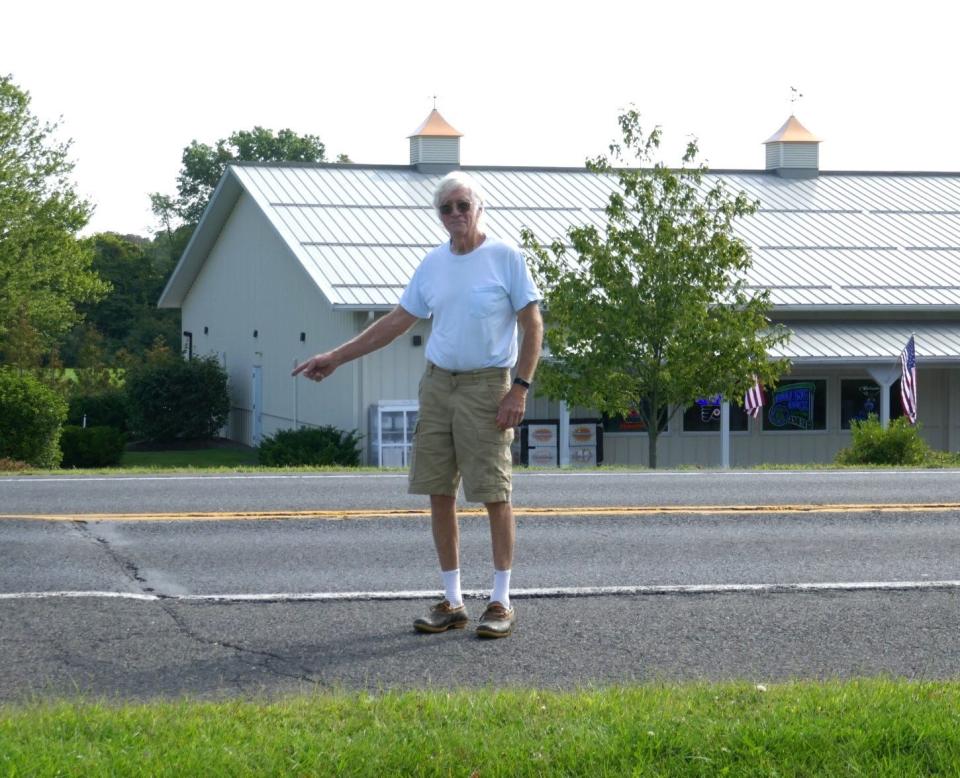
[0, 74, 108, 366]
[155, 127, 334, 226]
[124, 345, 229, 442]
[522, 110, 789, 468]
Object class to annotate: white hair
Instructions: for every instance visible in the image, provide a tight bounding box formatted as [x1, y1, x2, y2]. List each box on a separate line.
[432, 171, 487, 216]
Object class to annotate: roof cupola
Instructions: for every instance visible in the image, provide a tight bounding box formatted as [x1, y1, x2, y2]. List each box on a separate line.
[763, 115, 821, 178]
[408, 108, 462, 173]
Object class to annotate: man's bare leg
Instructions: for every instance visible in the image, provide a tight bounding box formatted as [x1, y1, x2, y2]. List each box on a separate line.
[431, 494, 460, 571]
[485, 500, 515, 571]
[476, 500, 516, 636]
[413, 494, 468, 632]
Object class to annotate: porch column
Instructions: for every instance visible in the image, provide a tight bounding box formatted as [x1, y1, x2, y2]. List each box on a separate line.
[720, 400, 730, 469]
[867, 366, 901, 429]
[559, 400, 570, 467]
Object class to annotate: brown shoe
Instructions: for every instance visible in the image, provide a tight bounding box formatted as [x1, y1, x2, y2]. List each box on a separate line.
[476, 601, 516, 639]
[413, 600, 469, 633]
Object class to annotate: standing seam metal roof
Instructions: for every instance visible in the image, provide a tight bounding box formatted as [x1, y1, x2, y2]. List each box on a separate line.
[224, 164, 960, 312]
[161, 163, 960, 322]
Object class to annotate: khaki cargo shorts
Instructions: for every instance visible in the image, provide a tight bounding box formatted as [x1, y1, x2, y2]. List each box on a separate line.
[408, 363, 514, 503]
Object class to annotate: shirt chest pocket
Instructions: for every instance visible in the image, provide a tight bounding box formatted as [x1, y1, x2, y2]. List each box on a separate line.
[468, 285, 506, 319]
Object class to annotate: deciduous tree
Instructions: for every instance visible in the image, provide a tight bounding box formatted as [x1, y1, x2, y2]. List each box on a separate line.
[0, 74, 107, 366]
[158, 127, 332, 225]
[522, 110, 789, 468]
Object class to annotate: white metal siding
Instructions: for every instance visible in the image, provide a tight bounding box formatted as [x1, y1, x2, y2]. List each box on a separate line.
[765, 142, 818, 171]
[181, 194, 358, 446]
[409, 137, 459, 164]
[536, 366, 959, 467]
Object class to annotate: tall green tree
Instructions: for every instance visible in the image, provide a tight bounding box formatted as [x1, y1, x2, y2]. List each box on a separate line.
[158, 127, 331, 225]
[521, 110, 789, 468]
[73, 233, 179, 361]
[0, 74, 108, 366]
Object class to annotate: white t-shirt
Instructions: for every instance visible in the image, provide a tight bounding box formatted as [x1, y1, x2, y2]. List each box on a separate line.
[399, 237, 541, 371]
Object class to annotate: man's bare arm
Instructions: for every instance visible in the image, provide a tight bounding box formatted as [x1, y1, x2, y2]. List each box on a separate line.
[496, 301, 544, 429]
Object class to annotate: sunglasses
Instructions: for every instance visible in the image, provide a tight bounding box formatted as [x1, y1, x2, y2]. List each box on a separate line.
[439, 200, 472, 215]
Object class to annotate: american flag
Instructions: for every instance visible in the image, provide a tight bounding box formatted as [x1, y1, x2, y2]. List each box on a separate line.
[744, 377, 764, 420]
[900, 335, 918, 424]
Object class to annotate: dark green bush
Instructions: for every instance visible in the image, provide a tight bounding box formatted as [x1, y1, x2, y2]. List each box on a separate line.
[125, 353, 229, 443]
[0, 369, 68, 468]
[835, 414, 928, 466]
[258, 426, 362, 467]
[60, 425, 127, 468]
[68, 388, 128, 432]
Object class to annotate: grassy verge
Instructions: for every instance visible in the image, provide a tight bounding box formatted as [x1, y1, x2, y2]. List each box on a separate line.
[2, 680, 960, 776]
[120, 448, 261, 469]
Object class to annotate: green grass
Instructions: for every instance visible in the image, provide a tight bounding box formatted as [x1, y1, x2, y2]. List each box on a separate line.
[120, 448, 261, 469]
[2, 680, 959, 776]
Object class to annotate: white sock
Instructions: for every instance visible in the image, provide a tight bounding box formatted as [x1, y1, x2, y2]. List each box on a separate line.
[490, 569, 511, 609]
[442, 569, 463, 608]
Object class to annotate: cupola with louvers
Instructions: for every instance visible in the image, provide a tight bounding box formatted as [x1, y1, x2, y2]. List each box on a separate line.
[408, 108, 462, 172]
[764, 115, 821, 178]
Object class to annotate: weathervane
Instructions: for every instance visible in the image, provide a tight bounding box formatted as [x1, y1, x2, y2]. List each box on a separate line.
[430, 94, 438, 110]
[789, 86, 804, 110]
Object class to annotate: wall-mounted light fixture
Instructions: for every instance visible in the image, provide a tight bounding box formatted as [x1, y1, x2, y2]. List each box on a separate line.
[300, 332, 306, 342]
[412, 335, 422, 347]
[253, 329, 258, 338]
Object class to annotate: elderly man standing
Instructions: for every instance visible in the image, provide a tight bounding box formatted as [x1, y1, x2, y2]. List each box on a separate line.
[293, 171, 543, 639]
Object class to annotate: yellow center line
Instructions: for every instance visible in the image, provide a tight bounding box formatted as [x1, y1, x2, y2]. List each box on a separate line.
[3, 503, 960, 522]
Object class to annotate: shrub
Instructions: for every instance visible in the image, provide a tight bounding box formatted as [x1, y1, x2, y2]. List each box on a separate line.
[60, 425, 127, 468]
[0, 369, 68, 468]
[67, 388, 128, 432]
[835, 415, 928, 466]
[923, 449, 960, 468]
[125, 353, 229, 443]
[258, 426, 362, 467]
[0, 457, 30, 471]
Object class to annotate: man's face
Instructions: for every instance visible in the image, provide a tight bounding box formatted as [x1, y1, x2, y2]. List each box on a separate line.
[439, 186, 481, 240]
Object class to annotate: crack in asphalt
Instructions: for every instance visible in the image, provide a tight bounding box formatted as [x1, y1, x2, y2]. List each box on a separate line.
[70, 520, 322, 687]
[158, 603, 323, 686]
[70, 520, 153, 592]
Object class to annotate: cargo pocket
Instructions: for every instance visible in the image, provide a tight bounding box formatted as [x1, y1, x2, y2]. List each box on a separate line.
[407, 419, 422, 482]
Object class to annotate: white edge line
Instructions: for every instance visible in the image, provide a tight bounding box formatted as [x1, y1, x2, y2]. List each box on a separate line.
[4, 581, 960, 602]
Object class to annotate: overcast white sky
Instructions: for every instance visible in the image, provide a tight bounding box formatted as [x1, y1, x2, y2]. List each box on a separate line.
[6, 0, 959, 236]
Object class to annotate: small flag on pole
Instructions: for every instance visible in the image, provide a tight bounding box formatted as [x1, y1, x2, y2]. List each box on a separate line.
[744, 377, 764, 420]
[900, 335, 918, 424]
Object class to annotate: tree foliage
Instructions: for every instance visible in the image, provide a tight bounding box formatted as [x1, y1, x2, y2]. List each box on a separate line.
[0, 368, 68, 468]
[124, 345, 229, 443]
[60, 232, 181, 364]
[521, 110, 790, 468]
[0, 74, 108, 367]
[159, 127, 331, 225]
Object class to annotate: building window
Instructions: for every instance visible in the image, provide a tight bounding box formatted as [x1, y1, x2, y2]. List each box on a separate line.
[602, 402, 668, 433]
[682, 396, 749, 432]
[840, 379, 881, 429]
[841, 378, 905, 429]
[761, 379, 827, 432]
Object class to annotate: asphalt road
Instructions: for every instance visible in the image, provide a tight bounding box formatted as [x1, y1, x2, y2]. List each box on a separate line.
[2, 469, 960, 701]
[4, 468, 960, 516]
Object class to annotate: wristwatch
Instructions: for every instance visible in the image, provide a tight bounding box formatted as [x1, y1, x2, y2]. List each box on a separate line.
[513, 377, 531, 390]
